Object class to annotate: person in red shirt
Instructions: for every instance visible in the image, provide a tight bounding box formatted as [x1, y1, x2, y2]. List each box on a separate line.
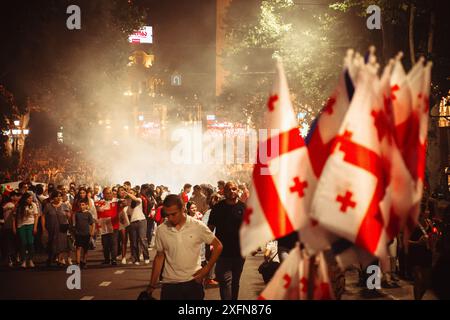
[96, 187, 120, 265]
[217, 180, 225, 197]
[179, 183, 192, 208]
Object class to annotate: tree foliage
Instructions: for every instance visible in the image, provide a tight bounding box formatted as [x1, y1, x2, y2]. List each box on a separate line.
[221, 0, 364, 128]
[0, 0, 149, 131]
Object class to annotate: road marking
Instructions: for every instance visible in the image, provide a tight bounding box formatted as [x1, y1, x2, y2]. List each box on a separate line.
[99, 281, 111, 287]
[80, 296, 94, 300]
[114, 270, 125, 274]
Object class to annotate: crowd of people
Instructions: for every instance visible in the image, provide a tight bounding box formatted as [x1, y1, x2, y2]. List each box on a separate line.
[0, 143, 109, 187]
[0, 176, 253, 300]
[1, 156, 449, 300]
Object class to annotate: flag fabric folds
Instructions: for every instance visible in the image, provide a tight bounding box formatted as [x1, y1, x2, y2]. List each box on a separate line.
[240, 61, 316, 257]
[239, 48, 431, 299]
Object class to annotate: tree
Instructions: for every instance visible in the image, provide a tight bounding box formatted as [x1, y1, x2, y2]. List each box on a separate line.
[221, 0, 367, 129]
[330, 0, 450, 193]
[0, 0, 150, 174]
[0, 0, 150, 138]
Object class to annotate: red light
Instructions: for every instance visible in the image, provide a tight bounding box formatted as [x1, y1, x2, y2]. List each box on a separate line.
[432, 227, 438, 233]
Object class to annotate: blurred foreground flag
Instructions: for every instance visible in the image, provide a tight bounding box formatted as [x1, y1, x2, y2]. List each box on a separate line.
[259, 246, 334, 300]
[240, 61, 316, 256]
[310, 57, 432, 258]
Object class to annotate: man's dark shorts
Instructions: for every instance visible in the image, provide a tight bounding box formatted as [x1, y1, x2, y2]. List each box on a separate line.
[75, 235, 90, 251]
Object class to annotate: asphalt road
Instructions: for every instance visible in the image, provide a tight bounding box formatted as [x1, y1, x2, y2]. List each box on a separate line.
[0, 242, 265, 300]
[0, 242, 436, 300]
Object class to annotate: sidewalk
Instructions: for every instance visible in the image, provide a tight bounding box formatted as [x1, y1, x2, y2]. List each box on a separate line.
[341, 266, 437, 300]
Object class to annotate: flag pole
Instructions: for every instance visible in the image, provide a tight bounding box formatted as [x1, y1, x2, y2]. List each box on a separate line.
[306, 254, 316, 300]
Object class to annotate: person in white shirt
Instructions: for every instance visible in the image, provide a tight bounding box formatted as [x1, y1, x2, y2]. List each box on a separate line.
[93, 184, 102, 202]
[117, 186, 130, 264]
[12, 192, 39, 268]
[146, 194, 223, 300]
[2, 191, 21, 267]
[127, 189, 150, 265]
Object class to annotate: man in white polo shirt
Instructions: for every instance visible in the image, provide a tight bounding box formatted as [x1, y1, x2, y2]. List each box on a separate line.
[146, 194, 223, 300]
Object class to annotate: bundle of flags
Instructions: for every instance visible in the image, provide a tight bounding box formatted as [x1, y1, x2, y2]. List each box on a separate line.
[240, 47, 432, 299]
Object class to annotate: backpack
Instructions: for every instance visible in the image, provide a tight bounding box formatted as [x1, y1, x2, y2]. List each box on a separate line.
[258, 252, 280, 284]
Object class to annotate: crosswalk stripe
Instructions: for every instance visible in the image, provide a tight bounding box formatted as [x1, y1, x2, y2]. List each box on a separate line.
[99, 281, 111, 287]
[80, 296, 94, 300]
[114, 270, 125, 274]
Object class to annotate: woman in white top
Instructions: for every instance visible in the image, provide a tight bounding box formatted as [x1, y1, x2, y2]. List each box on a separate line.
[13, 192, 39, 268]
[127, 189, 149, 265]
[117, 186, 130, 264]
[186, 202, 203, 221]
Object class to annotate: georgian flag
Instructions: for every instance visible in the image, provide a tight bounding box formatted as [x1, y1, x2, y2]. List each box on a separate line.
[310, 57, 431, 258]
[310, 64, 391, 257]
[240, 61, 316, 256]
[388, 58, 431, 237]
[259, 246, 334, 300]
[300, 50, 363, 255]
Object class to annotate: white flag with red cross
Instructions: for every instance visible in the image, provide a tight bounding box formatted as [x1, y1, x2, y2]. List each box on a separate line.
[306, 49, 360, 178]
[300, 50, 363, 255]
[240, 61, 316, 257]
[310, 64, 391, 257]
[310, 57, 431, 258]
[387, 57, 432, 238]
[258, 246, 334, 300]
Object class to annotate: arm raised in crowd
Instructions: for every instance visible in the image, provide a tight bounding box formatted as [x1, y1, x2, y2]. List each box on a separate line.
[126, 192, 141, 203]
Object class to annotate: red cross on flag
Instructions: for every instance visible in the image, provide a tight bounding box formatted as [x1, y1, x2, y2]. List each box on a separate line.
[307, 49, 359, 178]
[299, 50, 364, 255]
[310, 64, 392, 257]
[384, 58, 432, 239]
[240, 61, 316, 257]
[310, 56, 431, 258]
[259, 246, 334, 300]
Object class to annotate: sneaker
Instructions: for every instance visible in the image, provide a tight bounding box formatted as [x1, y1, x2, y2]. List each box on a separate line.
[111, 261, 117, 266]
[28, 260, 35, 268]
[134, 261, 140, 266]
[139, 254, 144, 260]
[21, 261, 27, 268]
[144, 259, 150, 265]
[121, 257, 127, 265]
[206, 279, 219, 286]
